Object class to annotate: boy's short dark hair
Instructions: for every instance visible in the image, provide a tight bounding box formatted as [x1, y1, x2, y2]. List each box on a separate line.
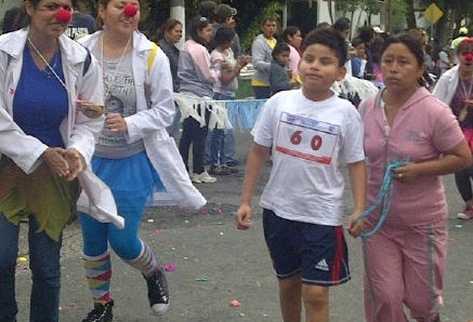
[302, 28, 348, 66]
[351, 37, 364, 48]
[214, 27, 236, 46]
[271, 41, 290, 59]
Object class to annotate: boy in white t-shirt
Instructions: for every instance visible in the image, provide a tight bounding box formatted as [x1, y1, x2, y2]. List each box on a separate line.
[236, 28, 367, 322]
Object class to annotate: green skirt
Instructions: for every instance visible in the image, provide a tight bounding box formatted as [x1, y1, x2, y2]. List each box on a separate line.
[0, 157, 80, 241]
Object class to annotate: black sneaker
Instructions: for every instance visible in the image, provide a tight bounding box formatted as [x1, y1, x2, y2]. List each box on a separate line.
[144, 267, 170, 314]
[82, 301, 113, 322]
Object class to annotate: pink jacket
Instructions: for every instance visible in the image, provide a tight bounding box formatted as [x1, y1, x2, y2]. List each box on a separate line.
[360, 87, 464, 227]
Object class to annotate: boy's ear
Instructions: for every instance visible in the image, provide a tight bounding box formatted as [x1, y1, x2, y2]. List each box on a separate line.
[336, 65, 347, 81]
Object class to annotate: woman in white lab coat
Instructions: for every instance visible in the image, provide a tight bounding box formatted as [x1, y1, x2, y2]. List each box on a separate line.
[0, 0, 104, 321]
[78, 0, 206, 320]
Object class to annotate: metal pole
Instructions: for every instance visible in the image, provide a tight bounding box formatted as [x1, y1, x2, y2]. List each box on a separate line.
[385, 0, 392, 33]
[170, 0, 185, 49]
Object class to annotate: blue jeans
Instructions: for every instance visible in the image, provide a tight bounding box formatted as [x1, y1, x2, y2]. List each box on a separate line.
[207, 93, 237, 166]
[0, 215, 62, 322]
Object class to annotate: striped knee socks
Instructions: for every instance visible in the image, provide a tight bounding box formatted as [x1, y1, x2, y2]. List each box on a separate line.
[83, 252, 112, 304]
[126, 241, 159, 277]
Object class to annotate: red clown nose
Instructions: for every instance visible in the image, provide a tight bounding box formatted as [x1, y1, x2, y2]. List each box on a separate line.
[463, 52, 473, 62]
[123, 3, 138, 17]
[56, 7, 72, 24]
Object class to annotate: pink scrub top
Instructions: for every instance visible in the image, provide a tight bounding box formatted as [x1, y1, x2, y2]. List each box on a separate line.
[360, 87, 464, 227]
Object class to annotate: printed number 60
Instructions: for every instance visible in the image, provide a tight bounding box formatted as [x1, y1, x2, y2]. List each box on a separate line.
[290, 131, 323, 151]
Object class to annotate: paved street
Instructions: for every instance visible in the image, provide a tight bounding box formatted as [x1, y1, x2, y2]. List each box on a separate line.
[14, 132, 473, 322]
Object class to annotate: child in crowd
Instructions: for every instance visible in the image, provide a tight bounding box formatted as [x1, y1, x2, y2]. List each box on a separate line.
[269, 42, 292, 95]
[236, 28, 367, 322]
[208, 27, 249, 175]
[350, 37, 367, 78]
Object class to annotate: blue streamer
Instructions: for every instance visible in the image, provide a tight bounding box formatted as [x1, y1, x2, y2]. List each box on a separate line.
[359, 160, 408, 239]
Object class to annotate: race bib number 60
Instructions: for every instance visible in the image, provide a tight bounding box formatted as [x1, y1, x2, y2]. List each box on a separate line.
[275, 112, 340, 164]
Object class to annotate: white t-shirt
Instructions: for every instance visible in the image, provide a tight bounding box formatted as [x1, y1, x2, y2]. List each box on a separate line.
[253, 89, 365, 226]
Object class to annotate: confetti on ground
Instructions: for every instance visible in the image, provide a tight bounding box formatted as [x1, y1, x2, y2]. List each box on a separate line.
[183, 257, 189, 260]
[239, 313, 246, 317]
[171, 247, 176, 251]
[263, 313, 269, 317]
[185, 220, 190, 224]
[229, 299, 241, 308]
[469, 280, 473, 284]
[195, 277, 208, 282]
[219, 232, 224, 236]
[154, 229, 160, 236]
[162, 263, 176, 272]
[147, 219, 155, 223]
[455, 224, 463, 228]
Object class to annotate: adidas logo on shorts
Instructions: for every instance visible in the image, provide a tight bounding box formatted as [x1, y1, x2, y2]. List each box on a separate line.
[315, 259, 330, 272]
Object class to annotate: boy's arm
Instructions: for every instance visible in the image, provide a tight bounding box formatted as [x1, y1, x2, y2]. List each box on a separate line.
[347, 160, 367, 237]
[236, 143, 270, 230]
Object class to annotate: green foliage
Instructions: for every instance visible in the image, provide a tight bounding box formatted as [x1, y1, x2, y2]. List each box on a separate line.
[240, 1, 284, 52]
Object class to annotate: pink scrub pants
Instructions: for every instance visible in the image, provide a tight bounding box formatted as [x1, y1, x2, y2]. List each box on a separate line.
[363, 222, 447, 322]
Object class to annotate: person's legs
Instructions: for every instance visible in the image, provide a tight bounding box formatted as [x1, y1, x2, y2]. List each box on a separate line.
[0, 215, 20, 321]
[28, 216, 62, 322]
[223, 129, 238, 166]
[454, 168, 473, 203]
[403, 224, 447, 322]
[363, 228, 408, 322]
[300, 225, 349, 322]
[302, 285, 329, 322]
[192, 113, 209, 175]
[108, 190, 168, 314]
[262, 210, 303, 321]
[178, 116, 195, 172]
[278, 275, 302, 322]
[79, 214, 112, 306]
[455, 167, 473, 219]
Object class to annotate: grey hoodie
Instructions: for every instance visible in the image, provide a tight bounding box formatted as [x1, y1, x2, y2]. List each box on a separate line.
[251, 34, 275, 86]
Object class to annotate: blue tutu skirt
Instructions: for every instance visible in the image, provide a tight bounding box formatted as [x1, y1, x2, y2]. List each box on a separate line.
[91, 151, 165, 214]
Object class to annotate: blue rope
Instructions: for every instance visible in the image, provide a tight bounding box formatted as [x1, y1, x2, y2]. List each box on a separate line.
[359, 160, 408, 239]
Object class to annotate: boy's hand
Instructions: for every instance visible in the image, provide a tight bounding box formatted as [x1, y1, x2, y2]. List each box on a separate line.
[348, 210, 366, 238]
[236, 203, 252, 230]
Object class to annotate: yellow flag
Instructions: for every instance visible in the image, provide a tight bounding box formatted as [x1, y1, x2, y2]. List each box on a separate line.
[424, 3, 444, 24]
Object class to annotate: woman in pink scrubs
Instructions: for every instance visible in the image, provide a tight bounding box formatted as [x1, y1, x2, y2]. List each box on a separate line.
[359, 34, 472, 322]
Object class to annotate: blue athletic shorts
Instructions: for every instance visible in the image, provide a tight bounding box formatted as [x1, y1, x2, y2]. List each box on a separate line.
[262, 209, 351, 286]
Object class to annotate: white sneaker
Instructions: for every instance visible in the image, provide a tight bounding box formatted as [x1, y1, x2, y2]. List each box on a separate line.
[457, 207, 473, 220]
[191, 173, 202, 184]
[192, 171, 217, 183]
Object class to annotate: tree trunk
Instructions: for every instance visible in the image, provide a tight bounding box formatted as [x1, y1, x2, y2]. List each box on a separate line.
[327, 0, 334, 24]
[405, 0, 417, 29]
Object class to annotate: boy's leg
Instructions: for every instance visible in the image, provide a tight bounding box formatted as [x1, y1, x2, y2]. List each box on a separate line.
[300, 225, 349, 322]
[302, 285, 329, 322]
[262, 209, 303, 322]
[403, 224, 447, 322]
[279, 275, 302, 322]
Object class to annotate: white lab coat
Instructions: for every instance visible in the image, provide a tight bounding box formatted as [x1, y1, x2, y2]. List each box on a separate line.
[0, 28, 124, 228]
[80, 31, 206, 210]
[432, 65, 460, 105]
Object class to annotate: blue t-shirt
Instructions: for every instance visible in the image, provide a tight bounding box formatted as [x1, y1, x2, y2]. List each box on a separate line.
[13, 46, 68, 148]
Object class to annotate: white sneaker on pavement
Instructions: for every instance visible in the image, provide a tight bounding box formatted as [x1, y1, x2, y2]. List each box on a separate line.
[192, 171, 217, 183]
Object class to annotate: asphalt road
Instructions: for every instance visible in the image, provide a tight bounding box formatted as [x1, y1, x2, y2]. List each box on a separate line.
[13, 132, 473, 322]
